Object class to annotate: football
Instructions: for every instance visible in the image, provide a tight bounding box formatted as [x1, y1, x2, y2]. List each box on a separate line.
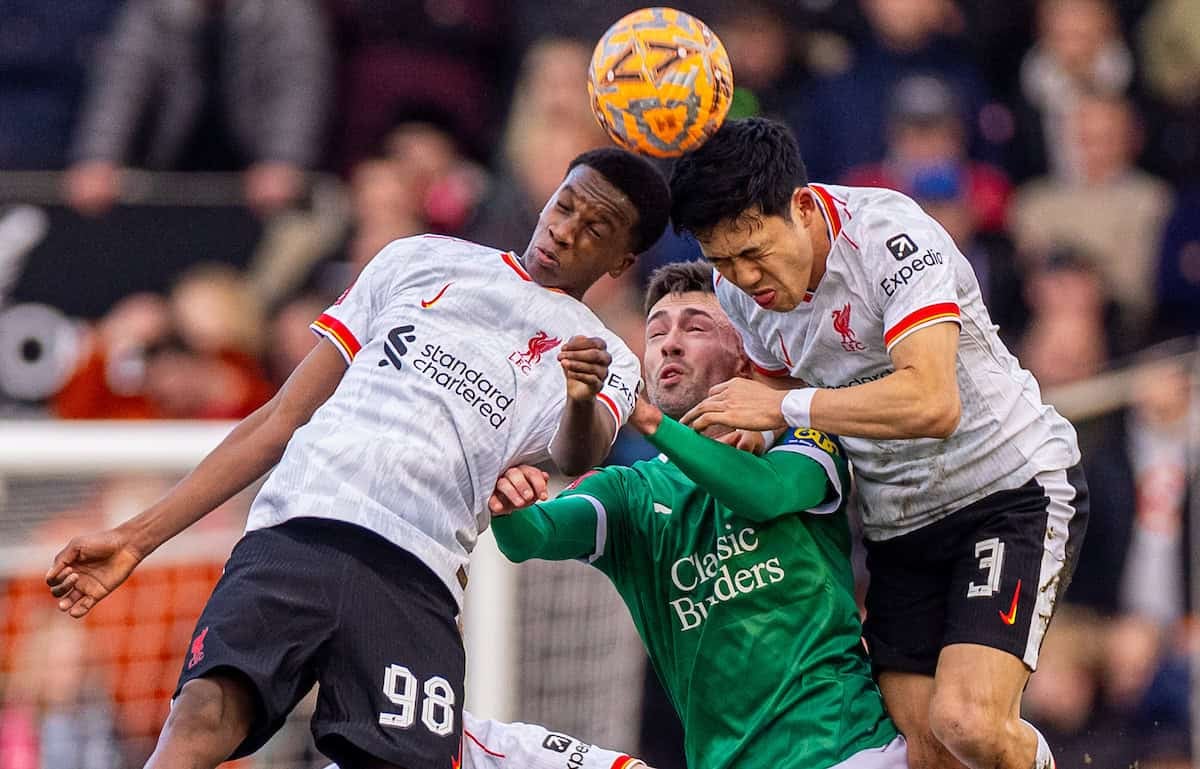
[587, 7, 733, 158]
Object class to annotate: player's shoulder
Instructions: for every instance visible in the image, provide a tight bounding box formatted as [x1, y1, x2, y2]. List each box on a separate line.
[821, 184, 947, 266]
[376, 233, 500, 265]
[770, 426, 845, 459]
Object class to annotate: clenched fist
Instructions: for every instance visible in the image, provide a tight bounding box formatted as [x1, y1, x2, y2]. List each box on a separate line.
[558, 335, 611, 403]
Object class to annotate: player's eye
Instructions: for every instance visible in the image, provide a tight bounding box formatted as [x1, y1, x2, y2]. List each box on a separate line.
[588, 225, 604, 238]
[556, 201, 571, 213]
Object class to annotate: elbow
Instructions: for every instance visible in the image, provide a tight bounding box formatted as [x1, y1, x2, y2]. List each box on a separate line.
[919, 396, 961, 439]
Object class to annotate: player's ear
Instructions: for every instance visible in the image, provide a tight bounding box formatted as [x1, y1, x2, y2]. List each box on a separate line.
[790, 187, 817, 225]
[608, 252, 636, 278]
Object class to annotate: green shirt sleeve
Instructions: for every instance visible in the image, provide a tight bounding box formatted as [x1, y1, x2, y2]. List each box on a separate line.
[492, 469, 627, 564]
[492, 495, 601, 563]
[645, 417, 843, 522]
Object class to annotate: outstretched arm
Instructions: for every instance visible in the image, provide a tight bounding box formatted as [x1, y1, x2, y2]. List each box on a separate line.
[630, 398, 833, 522]
[46, 340, 347, 617]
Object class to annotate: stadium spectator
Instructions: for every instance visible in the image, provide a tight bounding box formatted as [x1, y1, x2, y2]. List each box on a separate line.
[842, 73, 1013, 232]
[787, 0, 994, 181]
[324, 0, 508, 173]
[906, 163, 1026, 340]
[1025, 354, 1195, 768]
[1011, 93, 1171, 346]
[707, 1, 808, 120]
[1017, 249, 1115, 388]
[464, 37, 610, 252]
[53, 265, 274, 420]
[0, 0, 124, 170]
[1005, 0, 1134, 182]
[1154, 188, 1200, 338]
[265, 294, 327, 386]
[1137, 0, 1200, 184]
[64, 0, 333, 217]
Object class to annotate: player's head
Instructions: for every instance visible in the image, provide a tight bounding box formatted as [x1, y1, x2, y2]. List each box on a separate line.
[642, 261, 749, 419]
[523, 148, 671, 300]
[670, 117, 828, 312]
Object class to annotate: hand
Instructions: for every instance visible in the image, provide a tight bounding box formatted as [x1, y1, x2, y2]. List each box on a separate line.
[64, 161, 121, 216]
[488, 465, 550, 515]
[244, 162, 304, 216]
[715, 428, 773, 455]
[629, 391, 663, 435]
[46, 528, 144, 618]
[558, 336, 611, 403]
[681, 378, 787, 433]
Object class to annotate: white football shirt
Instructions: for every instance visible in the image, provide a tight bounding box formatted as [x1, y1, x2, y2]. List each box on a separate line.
[247, 235, 641, 605]
[716, 184, 1080, 541]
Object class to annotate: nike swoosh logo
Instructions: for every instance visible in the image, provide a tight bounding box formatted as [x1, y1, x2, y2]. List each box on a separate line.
[999, 579, 1022, 625]
[421, 282, 452, 308]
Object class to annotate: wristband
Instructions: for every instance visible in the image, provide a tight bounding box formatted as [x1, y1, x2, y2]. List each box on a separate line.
[781, 387, 819, 427]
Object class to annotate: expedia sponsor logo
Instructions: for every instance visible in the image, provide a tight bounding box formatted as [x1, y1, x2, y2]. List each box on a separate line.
[812, 370, 892, 389]
[880, 249, 944, 297]
[606, 371, 638, 411]
[886, 233, 919, 260]
[540, 735, 594, 769]
[668, 525, 785, 631]
[542, 734, 572, 753]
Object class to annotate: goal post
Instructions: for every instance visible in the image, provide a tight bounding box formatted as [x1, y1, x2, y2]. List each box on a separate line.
[0, 420, 644, 767]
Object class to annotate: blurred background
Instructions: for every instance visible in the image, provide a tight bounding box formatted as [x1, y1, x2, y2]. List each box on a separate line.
[0, 0, 1196, 767]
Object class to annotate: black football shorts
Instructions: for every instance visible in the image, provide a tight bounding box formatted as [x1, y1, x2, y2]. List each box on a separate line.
[175, 517, 465, 769]
[863, 465, 1089, 676]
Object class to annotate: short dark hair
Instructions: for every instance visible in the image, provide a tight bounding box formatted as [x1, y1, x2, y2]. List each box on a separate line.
[669, 117, 808, 238]
[569, 148, 671, 254]
[643, 260, 714, 315]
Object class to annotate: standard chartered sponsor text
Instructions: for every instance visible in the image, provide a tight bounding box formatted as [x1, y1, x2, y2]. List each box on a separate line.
[413, 343, 514, 428]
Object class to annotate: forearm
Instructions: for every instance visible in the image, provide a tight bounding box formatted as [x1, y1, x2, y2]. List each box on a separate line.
[797, 367, 959, 439]
[550, 398, 614, 475]
[119, 403, 291, 557]
[492, 497, 599, 563]
[646, 416, 827, 521]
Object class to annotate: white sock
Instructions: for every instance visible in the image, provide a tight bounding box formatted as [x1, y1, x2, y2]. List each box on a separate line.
[1021, 719, 1054, 769]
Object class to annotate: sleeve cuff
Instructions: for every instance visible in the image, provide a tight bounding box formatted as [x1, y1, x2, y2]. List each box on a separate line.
[884, 302, 961, 351]
[310, 312, 362, 363]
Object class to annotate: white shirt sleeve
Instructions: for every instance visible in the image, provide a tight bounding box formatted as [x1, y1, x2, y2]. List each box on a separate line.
[310, 237, 421, 363]
[459, 711, 643, 769]
[859, 204, 963, 353]
[594, 332, 641, 430]
[714, 272, 789, 376]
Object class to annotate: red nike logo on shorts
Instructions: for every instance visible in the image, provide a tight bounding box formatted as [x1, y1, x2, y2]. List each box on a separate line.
[999, 580, 1022, 625]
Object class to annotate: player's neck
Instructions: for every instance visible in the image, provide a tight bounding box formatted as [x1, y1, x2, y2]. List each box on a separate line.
[808, 225, 831, 291]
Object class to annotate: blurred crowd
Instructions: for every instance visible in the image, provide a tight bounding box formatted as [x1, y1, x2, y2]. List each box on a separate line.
[0, 0, 1198, 767]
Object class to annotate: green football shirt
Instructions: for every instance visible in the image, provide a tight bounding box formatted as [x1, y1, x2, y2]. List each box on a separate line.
[493, 418, 897, 769]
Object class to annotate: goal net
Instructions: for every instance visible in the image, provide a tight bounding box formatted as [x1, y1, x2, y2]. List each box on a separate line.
[0, 420, 646, 768]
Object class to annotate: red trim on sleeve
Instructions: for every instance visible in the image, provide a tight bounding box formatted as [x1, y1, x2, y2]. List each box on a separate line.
[463, 729, 506, 759]
[596, 392, 621, 424]
[312, 313, 362, 360]
[610, 756, 643, 769]
[883, 302, 961, 348]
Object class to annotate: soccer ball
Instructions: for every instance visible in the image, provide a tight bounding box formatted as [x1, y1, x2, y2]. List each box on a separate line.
[588, 7, 733, 158]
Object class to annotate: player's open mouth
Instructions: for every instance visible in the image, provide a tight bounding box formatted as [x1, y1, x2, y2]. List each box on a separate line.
[753, 289, 776, 308]
[534, 247, 559, 268]
[659, 364, 685, 385]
